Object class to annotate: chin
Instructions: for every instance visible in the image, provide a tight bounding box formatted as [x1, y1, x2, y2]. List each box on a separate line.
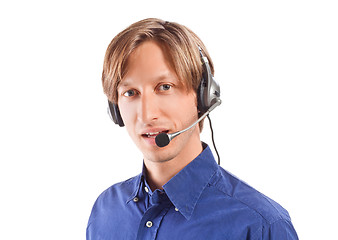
[142, 147, 177, 163]
[133, 127, 200, 164]
[144, 137, 189, 163]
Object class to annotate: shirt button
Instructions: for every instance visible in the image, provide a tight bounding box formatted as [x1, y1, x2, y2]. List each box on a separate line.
[144, 187, 149, 193]
[175, 207, 179, 212]
[133, 197, 139, 202]
[146, 221, 153, 228]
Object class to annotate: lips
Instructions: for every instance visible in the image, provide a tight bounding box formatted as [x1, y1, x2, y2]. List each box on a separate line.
[141, 130, 169, 138]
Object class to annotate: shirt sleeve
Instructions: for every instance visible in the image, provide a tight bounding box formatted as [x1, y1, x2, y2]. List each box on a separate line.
[262, 219, 299, 240]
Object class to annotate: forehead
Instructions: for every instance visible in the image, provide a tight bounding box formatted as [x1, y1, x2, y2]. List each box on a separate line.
[119, 41, 180, 86]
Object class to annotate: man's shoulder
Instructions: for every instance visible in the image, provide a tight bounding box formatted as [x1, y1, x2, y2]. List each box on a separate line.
[94, 173, 141, 206]
[210, 168, 292, 225]
[87, 174, 142, 235]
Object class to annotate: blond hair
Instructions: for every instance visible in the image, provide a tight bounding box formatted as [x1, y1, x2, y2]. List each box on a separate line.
[102, 18, 214, 104]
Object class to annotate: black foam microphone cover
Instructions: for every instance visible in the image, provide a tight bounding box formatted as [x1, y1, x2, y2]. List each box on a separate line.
[155, 132, 170, 147]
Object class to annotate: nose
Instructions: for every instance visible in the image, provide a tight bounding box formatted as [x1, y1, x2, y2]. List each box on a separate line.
[137, 92, 159, 124]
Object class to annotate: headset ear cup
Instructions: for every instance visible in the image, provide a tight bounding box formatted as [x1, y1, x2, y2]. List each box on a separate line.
[198, 52, 221, 114]
[198, 73, 208, 114]
[108, 100, 125, 127]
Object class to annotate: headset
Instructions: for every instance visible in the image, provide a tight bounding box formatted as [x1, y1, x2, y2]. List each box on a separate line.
[107, 48, 221, 127]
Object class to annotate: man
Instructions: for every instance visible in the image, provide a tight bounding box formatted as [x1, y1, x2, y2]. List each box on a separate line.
[87, 18, 298, 239]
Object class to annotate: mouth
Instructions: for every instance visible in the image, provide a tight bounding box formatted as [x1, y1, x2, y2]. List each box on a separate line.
[141, 130, 169, 139]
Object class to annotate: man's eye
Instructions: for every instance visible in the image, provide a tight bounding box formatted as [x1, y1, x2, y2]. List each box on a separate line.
[123, 90, 136, 97]
[159, 84, 171, 91]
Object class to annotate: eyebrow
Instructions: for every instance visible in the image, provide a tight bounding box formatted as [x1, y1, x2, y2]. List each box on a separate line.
[119, 72, 178, 88]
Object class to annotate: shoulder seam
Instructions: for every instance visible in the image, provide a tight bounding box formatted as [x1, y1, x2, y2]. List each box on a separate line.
[209, 181, 284, 224]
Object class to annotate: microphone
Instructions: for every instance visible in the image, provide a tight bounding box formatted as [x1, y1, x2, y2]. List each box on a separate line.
[155, 99, 221, 147]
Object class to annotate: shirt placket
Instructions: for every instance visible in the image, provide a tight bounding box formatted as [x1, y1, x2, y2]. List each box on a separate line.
[136, 187, 171, 240]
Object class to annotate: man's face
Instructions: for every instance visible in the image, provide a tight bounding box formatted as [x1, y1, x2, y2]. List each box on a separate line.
[117, 41, 202, 163]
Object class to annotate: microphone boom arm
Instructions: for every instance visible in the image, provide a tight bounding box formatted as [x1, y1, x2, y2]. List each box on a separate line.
[167, 99, 222, 142]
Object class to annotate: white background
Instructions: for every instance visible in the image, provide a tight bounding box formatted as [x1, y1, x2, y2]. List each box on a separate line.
[0, 0, 337, 239]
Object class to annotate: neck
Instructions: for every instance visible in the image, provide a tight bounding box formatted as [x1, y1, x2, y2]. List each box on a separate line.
[144, 133, 203, 191]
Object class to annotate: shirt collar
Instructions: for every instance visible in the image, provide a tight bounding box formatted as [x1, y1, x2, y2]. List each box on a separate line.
[127, 143, 219, 220]
[126, 173, 143, 203]
[126, 162, 155, 204]
[163, 143, 219, 220]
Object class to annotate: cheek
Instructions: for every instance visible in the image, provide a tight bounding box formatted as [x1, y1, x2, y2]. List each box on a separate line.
[118, 101, 136, 126]
[166, 93, 198, 122]
[118, 102, 139, 140]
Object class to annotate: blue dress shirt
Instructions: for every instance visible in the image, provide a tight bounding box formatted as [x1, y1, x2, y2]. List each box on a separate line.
[87, 144, 298, 239]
